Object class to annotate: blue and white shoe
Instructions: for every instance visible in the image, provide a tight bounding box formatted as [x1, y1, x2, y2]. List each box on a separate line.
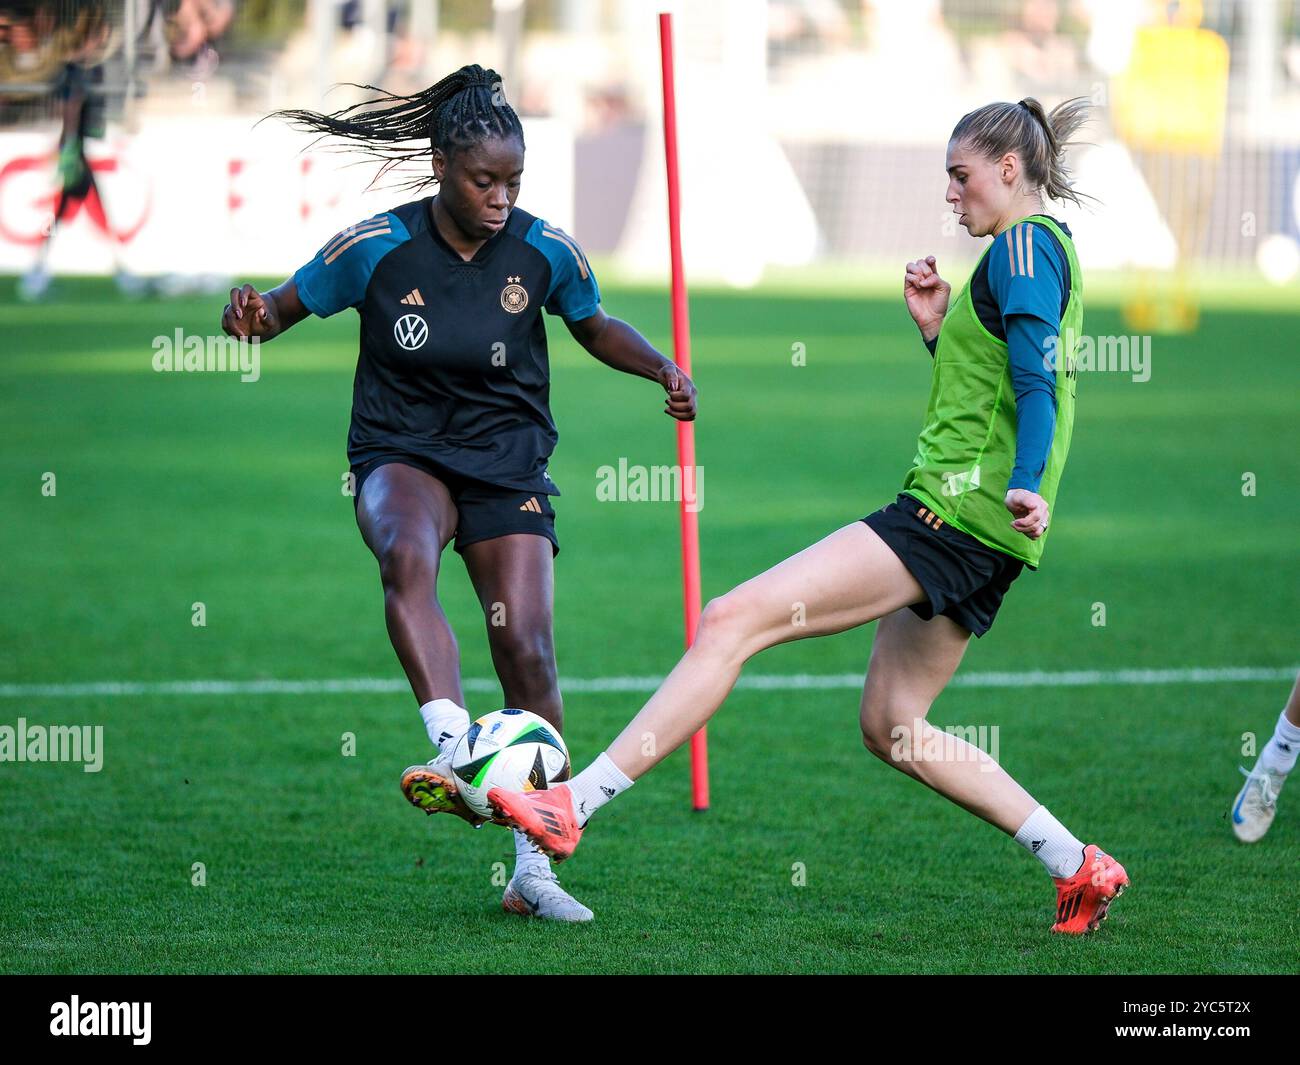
[502, 869, 594, 923]
[1231, 764, 1286, 843]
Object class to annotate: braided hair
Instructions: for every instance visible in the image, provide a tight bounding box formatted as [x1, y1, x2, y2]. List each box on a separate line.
[266, 65, 525, 193]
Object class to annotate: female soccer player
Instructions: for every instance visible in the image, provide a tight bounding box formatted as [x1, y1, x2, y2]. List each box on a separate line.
[492, 97, 1131, 935]
[1231, 672, 1299, 842]
[220, 66, 697, 922]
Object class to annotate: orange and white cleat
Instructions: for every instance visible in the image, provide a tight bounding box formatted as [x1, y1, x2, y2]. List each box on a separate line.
[1051, 844, 1129, 934]
[488, 783, 583, 861]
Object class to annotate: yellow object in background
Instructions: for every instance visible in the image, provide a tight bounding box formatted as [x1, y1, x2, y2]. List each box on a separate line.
[1112, 13, 1229, 333]
[1112, 25, 1229, 154]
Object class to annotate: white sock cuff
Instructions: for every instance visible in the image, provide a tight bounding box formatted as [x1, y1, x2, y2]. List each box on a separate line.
[513, 829, 550, 870]
[591, 751, 633, 790]
[1260, 709, 1300, 774]
[1274, 709, 1300, 744]
[1014, 804, 1086, 879]
[419, 698, 470, 751]
[567, 752, 634, 825]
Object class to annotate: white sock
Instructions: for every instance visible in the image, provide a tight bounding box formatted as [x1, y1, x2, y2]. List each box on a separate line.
[1014, 805, 1086, 878]
[1259, 709, 1300, 776]
[512, 830, 551, 877]
[566, 752, 634, 826]
[419, 698, 470, 752]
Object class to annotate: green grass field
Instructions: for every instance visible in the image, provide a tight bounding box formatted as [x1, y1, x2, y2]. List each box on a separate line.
[1, 275, 1296, 974]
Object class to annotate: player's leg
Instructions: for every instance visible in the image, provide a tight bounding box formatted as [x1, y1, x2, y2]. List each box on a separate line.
[459, 528, 591, 921]
[858, 607, 1036, 831]
[356, 462, 463, 707]
[78, 174, 138, 293]
[489, 521, 924, 835]
[1231, 670, 1299, 842]
[356, 462, 479, 822]
[860, 608, 1127, 933]
[20, 186, 77, 300]
[460, 533, 562, 730]
[598, 522, 923, 780]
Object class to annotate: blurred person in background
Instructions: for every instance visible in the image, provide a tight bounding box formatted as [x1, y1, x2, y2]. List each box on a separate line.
[1111, 0, 1228, 331]
[165, 0, 234, 73]
[1002, 0, 1079, 88]
[969, 0, 1079, 95]
[19, 5, 139, 300]
[0, 2, 58, 82]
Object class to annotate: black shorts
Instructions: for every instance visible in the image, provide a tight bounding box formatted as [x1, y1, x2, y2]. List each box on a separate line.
[352, 454, 558, 556]
[861, 493, 1024, 637]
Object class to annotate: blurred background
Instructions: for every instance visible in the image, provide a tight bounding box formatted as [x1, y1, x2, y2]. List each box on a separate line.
[4, 0, 1300, 309]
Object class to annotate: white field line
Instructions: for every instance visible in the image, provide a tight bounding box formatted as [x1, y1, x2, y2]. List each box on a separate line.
[0, 666, 1294, 699]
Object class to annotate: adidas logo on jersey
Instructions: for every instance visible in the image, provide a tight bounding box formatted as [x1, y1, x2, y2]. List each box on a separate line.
[399, 288, 424, 306]
[519, 497, 543, 513]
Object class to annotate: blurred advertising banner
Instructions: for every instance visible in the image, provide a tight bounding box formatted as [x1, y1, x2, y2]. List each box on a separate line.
[0, 115, 573, 277]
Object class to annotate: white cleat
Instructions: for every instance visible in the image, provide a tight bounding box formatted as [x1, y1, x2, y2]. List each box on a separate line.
[115, 269, 149, 298]
[1231, 764, 1287, 843]
[18, 265, 50, 301]
[502, 869, 594, 923]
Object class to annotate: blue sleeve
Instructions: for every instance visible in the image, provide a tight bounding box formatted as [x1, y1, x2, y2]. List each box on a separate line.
[988, 223, 1066, 494]
[1005, 316, 1057, 492]
[524, 218, 601, 322]
[293, 212, 410, 318]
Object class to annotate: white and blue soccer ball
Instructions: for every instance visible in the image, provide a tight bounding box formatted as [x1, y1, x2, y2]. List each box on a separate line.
[449, 708, 570, 819]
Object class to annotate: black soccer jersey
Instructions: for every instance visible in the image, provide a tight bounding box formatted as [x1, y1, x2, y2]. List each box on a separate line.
[293, 198, 601, 494]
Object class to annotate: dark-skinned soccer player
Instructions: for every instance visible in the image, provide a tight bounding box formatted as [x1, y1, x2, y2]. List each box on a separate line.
[220, 66, 697, 921]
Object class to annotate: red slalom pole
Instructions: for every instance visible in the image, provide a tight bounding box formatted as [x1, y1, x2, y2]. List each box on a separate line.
[658, 11, 708, 812]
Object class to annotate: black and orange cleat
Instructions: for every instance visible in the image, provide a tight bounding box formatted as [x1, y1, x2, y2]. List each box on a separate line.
[488, 783, 583, 861]
[1051, 844, 1129, 934]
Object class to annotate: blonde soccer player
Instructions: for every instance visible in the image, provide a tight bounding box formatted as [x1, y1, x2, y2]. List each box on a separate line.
[491, 97, 1131, 935]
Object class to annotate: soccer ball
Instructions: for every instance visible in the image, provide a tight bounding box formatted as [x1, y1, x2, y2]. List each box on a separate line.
[449, 708, 570, 820]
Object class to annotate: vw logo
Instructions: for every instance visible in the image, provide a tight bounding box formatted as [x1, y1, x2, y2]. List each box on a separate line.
[394, 313, 428, 350]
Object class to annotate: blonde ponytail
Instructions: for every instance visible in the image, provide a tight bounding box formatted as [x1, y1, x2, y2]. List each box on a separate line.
[951, 96, 1093, 208]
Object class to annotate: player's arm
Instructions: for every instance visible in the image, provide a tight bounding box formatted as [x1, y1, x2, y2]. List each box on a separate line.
[990, 224, 1068, 540]
[227, 211, 406, 341]
[533, 218, 696, 421]
[566, 309, 697, 422]
[221, 279, 309, 342]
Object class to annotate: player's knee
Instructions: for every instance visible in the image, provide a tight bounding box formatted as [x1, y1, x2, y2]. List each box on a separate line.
[860, 696, 925, 764]
[491, 630, 557, 690]
[375, 533, 438, 591]
[696, 591, 755, 652]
